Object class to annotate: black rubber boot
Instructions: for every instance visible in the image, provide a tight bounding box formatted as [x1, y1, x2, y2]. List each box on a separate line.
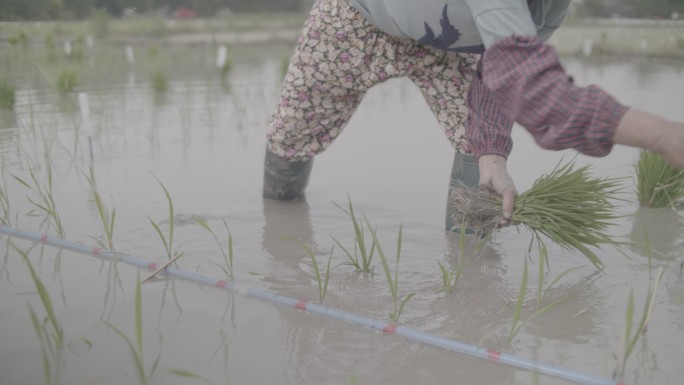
[263, 148, 313, 201]
[445, 151, 480, 234]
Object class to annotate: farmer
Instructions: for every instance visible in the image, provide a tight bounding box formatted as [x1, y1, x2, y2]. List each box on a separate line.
[263, 0, 684, 230]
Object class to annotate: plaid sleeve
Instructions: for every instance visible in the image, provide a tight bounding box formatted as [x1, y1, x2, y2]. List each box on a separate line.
[465, 55, 514, 159]
[481, 35, 629, 157]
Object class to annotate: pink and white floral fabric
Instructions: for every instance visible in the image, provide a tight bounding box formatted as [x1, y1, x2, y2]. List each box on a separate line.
[266, 0, 481, 161]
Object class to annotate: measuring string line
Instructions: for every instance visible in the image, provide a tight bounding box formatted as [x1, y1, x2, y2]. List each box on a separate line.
[0, 224, 624, 385]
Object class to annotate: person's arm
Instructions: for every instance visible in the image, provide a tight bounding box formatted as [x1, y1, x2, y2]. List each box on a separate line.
[464, 55, 517, 223]
[613, 110, 684, 171]
[481, 35, 629, 157]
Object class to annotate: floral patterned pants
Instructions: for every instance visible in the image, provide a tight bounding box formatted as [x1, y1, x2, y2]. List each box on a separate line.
[266, 0, 479, 162]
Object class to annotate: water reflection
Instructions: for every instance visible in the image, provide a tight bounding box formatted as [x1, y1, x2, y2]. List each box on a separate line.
[629, 207, 684, 261]
[0, 110, 18, 132]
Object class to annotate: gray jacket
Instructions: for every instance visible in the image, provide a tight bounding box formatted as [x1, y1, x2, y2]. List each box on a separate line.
[349, 0, 571, 53]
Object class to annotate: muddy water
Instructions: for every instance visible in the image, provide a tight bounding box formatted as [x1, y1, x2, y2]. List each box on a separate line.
[0, 42, 683, 385]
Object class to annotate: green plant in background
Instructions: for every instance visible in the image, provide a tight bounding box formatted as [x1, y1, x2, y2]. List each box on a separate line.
[89, 8, 111, 38]
[366, 219, 414, 323]
[634, 150, 684, 208]
[44, 35, 55, 50]
[106, 276, 161, 385]
[151, 69, 168, 93]
[297, 240, 333, 304]
[86, 167, 116, 252]
[0, 79, 16, 110]
[194, 217, 234, 279]
[332, 196, 375, 273]
[45, 36, 59, 64]
[68, 46, 84, 62]
[8, 31, 28, 47]
[12, 166, 65, 237]
[14, 244, 66, 385]
[56, 68, 78, 93]
[220, 60, 232, 82]
[148, 45, 159, 58]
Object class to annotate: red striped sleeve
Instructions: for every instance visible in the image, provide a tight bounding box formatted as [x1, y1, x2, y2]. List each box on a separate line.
[481, 35, 629, 157]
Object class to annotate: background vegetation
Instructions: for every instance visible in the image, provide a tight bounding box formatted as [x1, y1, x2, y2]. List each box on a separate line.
[1, 0, 683, 21]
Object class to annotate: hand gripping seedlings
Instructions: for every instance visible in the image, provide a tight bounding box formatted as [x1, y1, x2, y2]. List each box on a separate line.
[449, 161, 624, 268]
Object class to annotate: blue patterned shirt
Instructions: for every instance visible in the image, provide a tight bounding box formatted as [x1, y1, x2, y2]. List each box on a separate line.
[349, 0, 571, 53]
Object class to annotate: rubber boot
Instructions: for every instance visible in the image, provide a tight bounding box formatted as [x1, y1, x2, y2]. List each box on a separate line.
[445, 151, 481, 235]
[263, 148, 313, 201]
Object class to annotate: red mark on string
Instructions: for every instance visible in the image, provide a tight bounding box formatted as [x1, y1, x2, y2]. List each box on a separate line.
[295, 300, 307, 311]
[487, 350, 501, 361]
[216, 280, 226, 288]
[383, 324, 397, 335]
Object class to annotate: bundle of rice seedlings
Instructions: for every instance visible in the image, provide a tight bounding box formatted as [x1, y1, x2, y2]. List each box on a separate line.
[449, 161, 623, 268]
[634, 150, 684, 208]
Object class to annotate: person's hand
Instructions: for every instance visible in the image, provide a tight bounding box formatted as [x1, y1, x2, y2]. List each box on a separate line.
[614, 109, 684, 171]
[478, 155, 517, 226]
[653, 121, 684, 171]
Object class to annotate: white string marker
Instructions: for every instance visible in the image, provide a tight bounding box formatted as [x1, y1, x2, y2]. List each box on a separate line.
[85, 35, 94, 48]
[64, 40, 72, 56]
[125, 45, 135, 64]
[78, 92, 94, 164]
[216, 45, 228, 69]
[582, 37, 593, 57]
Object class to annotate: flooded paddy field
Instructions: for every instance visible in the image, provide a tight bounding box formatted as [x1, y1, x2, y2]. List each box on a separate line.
[0, 38, 683, 385]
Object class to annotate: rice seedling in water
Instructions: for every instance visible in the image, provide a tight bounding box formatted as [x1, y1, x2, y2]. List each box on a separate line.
[106, 276, 161, 385]
[613, 234, 665, 381]
[332, 196, 375, 273]
[0, 175, 12, 225]
[449, 160, 623, 268]
[85, 167, 116, 251]
[297, 240, 333, 304]
[0, 79, 16, 110]
[613, 267, 664, 382]
[12, 166, 65, 237]
[365, 218, 414, 323]
[14, 243, 65, 385]
[56, 68, 78, 94]
[148, 177, 179, 260]
[194, 216, 234, 279]
[437, 261, 460, 294]
[438, 225, 467, 294]
[634, 150, 684, 208]
[508, 257, 567, 343]
[529, 235, 584, 309]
